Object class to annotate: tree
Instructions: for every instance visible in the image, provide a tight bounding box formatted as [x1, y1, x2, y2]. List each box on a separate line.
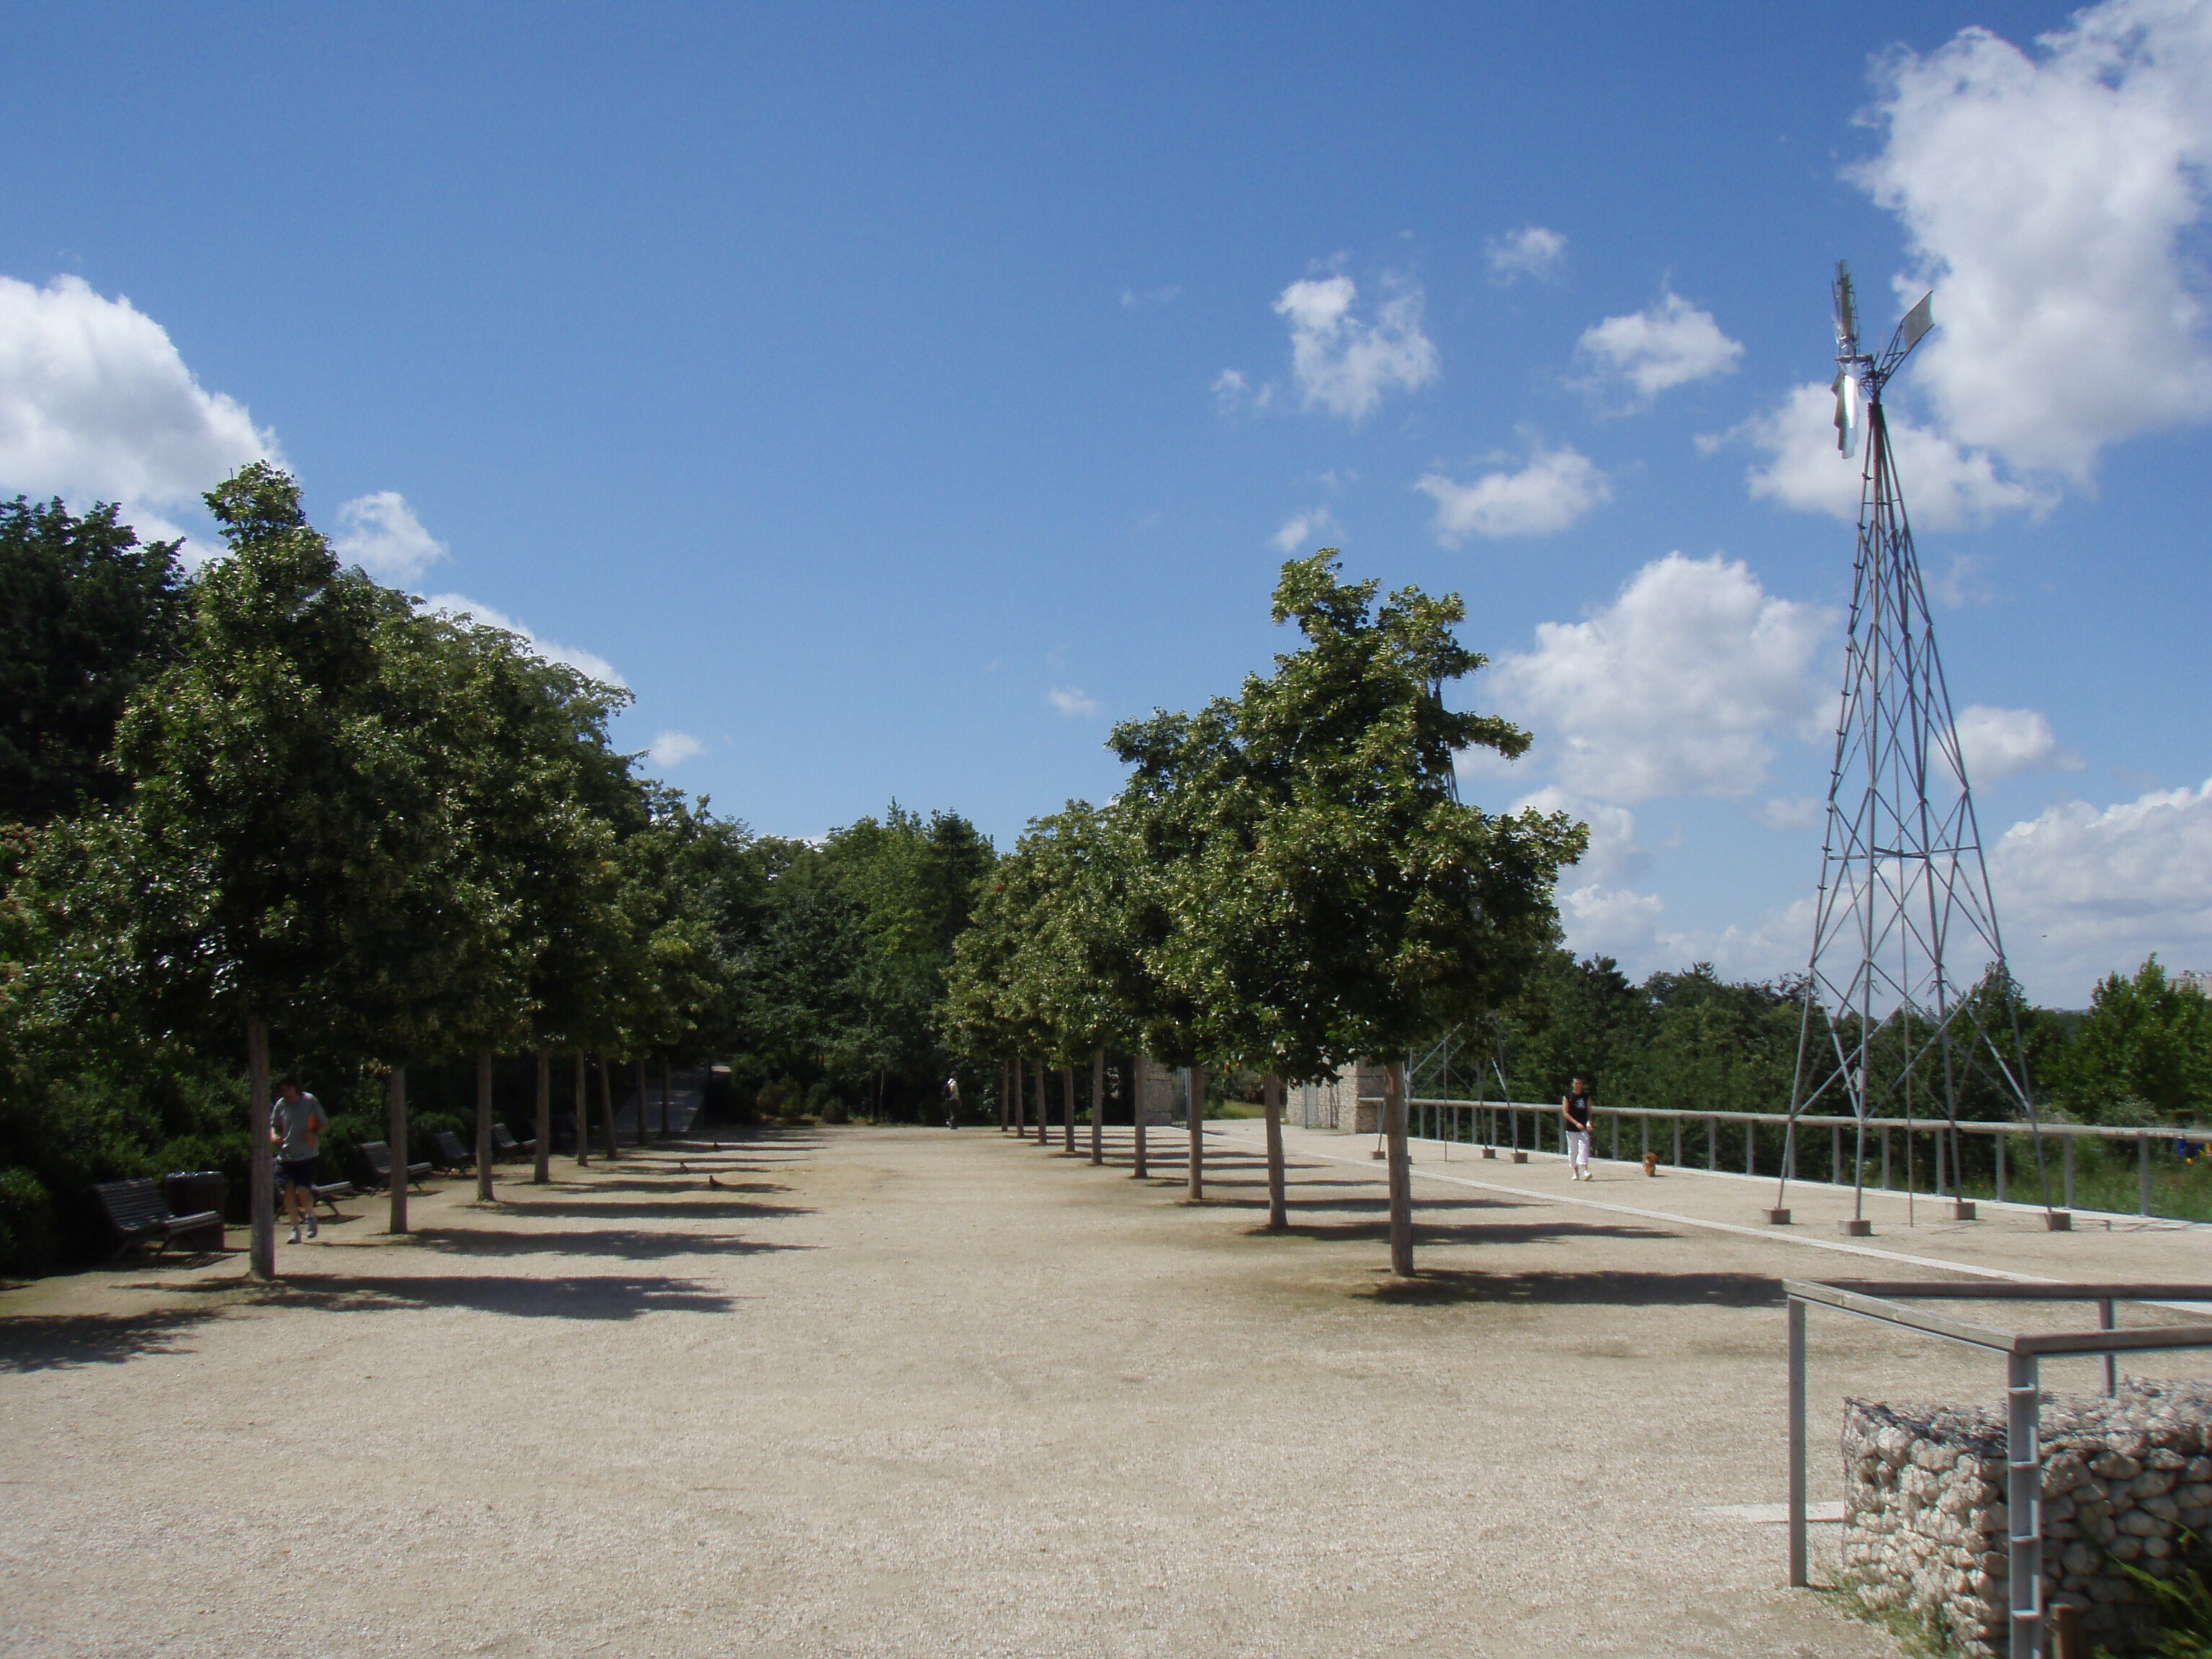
[2054, 956, 2212, 1123]
[1116, 553, 1584, 1269]
[0, 498, 188, 825]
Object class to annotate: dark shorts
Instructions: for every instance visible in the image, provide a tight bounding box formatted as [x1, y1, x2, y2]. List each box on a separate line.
[282, 1156, 319, 1190]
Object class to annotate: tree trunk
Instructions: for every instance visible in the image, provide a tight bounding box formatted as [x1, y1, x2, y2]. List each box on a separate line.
[1012, 1058, 1025, 1136]
[533, 1050, 552, 1184]
[1089, 1051, 1105, 1166]
[1133, 1054, 1148, 1179]
[1264, 1074, 1287, 1231]
[1034, 1059, 1048, 1144]
[999, 1058, 1010, 1132]
[598, 1056, 617, 1160]
[1187, 1064, 1205, 1200]
[475, 1049, 495, 1202]
[661, 1058, 672, 1138]
[574, 1052, 590, 1167]
[387, 1064, 409, 1233]
[1385, 1059, 1414, 1276]
[1061, 1064, 1075, 1153]
[635, 1056, 650, 1144]
[246, 1015, 274, 1280]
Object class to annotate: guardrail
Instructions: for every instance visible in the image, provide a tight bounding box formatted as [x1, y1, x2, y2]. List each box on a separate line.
[1357, 1095, 2208, 1220]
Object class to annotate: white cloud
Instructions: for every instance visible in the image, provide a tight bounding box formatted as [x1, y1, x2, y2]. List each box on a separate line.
[1212, 367, 1274, 415]
[1272, 506, 1340, 553]
[0, 274, 276, 554]
[1853, 2, 2212, 481]
[1487, 226, 1568, 284]
[1955, 703, 2081, 783]
[1512, 786, 1647, 885]
[1575, 292, 1743, 400]
[647, 730, 703, 768]
[421, 593, 626, 688]
[1493, 553, 1833, 801]
[1274, 274, 1438, 421]
[334, 490, 447, 585]
[1721, 381, 2054, 530]
[1755, 796, 1825, 832]
[1047, 686, 1103, 718]
[1416, 444, 1611, 544]
[1992, 778, 2212, 1003]
[1558, 882, 1668, 964]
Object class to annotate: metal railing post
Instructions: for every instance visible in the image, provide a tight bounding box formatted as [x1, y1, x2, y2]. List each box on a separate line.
[1833, 1124, 1841, 1185]
[1673, 1115, 1682, 1167]
[1996, 1130, 2007, 1205]
[1788, 1296, 1808, 1588]
[2006, 1351, 2043, 1659]
[2100, 1299, 2116, 1398]
[1747, 1120, 1755, 1178]
[1708, 1116, 1717, 1172]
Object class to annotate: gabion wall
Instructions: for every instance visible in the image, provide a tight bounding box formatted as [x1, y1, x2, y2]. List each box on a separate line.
[1840, 1380, 2212, 1655]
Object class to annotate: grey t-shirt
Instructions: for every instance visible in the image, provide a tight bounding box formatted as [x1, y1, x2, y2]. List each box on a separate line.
[276, 1094, 328, 1160]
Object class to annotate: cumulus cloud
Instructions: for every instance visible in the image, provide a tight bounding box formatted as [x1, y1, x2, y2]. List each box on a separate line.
[1274, 274, 1438, 421]
[0, 274, 276, 552]
[647, 731, 703, 768]
[1756, 796, 1825, 832]
[1211, 367, 1275, 415]
[1993, 778, 2212, 1002]
[1717, 381, 2054, 530]
[1853, 1, 2212, 482]
[1955, 703, 2080, 783]
[1416, 444, 1610, 543]
[1557, 882, 1669, 963]
[1487, 225, 1568, 284]
[334, 490, 447, 585]
[421, 593, 626, 688]
[1493, 553, 1833, 801]
[1513, 786, 1648, 885]
[1047, 686, 1103, 718]
[1272, 506, 1340, 554]
[1575, 292, 1743, 401]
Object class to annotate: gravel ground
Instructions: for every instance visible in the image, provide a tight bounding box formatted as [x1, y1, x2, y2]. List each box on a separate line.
[4, 1120, 2208, 1659]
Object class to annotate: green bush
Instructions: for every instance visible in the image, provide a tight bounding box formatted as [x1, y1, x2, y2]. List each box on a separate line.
[0, 1165, 59, 1279]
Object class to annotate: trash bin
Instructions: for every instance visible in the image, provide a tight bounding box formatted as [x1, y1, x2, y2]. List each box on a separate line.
[161, 1171, 227, 1252]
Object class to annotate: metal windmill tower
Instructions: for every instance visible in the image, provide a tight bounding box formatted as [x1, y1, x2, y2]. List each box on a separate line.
[1771, 263, 2054, 1233]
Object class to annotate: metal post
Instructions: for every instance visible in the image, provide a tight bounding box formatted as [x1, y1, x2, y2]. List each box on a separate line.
[1708, 1116, 1717, 1172]
[1611, 1112, 1619, 1162]
[1788, 1297, 1808, 1588]
[2141, 1133, 2152, 1217]
[1747, 1120, 1756, 1178]
[1996, 1130, 2007, 1205]
[2099, 1299, 2116, 1398]
[1673, 1115, 1682, 1167]
[1641, 1114, 1650, 1161]
[1833, 1123, 1841, 1185]
[2006, 1351, 2043, 1659]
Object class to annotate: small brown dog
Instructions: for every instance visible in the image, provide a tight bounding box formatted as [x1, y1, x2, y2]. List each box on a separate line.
[1642, 1151, 1660, 1177]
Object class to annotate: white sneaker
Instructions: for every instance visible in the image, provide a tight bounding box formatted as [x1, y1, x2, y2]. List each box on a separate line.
[307, 1220, 319, 1238]
[287, 1227, 302, 1244]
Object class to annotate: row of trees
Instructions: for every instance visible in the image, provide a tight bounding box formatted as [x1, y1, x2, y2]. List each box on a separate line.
[0, 468, 1001, 1279]
[941, 553, 1586, 1274]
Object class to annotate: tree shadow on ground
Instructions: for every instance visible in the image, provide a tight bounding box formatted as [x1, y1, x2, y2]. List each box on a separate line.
[413, 1226, 810, 1262]
[1358, 1268, 1783, 1308]
[495, 1197, 813, 1223]
[0, 1306, 227, 1372]
[243, 1270, 739, 1320]
[534, 1177, 788, 1196]
[1261, 1218, 1675, 1246]
[1213, 1193, 1533, 1215]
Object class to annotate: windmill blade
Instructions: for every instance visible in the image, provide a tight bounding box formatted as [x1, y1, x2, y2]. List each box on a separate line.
[1833, 368, 1863, 459]
[1899, 290, 1933, 351]
[1833, 260, 1859, 355]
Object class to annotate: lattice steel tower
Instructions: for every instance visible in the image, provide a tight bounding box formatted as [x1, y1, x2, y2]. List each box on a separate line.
[1773, 264, 2051, 1232]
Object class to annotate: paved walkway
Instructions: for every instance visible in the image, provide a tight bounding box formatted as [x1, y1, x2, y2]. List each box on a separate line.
[4, 1122, 2207, 1658]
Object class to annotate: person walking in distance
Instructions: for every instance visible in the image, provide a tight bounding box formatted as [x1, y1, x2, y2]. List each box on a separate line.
[273, 1076, 331, 1242]
[943, 1074, 961, 1130]
[1563, 1075, 1594, 1182]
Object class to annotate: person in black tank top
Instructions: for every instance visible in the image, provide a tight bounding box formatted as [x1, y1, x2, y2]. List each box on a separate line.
[1563, 1076, 1594, 1180]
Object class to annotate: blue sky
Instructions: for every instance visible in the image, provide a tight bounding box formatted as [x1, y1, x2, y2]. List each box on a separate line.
[4, 1, 2208, 1004]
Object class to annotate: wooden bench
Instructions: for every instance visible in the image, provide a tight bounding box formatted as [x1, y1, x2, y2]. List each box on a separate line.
[90, 1178, 222, 1259]
[491, 1124, 537, 1163]
[357, 1141, 431, 1191]
[431, 1130, 475, 1174]
[286, 1177, 356, 1218]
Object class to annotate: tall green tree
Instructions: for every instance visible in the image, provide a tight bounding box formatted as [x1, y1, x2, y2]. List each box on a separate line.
[0, 498, 188, 824]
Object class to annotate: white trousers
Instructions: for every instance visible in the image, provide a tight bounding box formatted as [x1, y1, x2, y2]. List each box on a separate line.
[1565, 1129, 1592, 1170]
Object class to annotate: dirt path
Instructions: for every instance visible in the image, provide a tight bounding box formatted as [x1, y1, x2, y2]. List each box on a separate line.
[4, 1123, 2206, 1658]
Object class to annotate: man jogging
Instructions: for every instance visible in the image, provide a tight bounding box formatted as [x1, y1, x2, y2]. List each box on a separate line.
[943, 1074, 961, 1130]
[1563, 1075, 1594, 1182]
[272, 1076, 331, 1242]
